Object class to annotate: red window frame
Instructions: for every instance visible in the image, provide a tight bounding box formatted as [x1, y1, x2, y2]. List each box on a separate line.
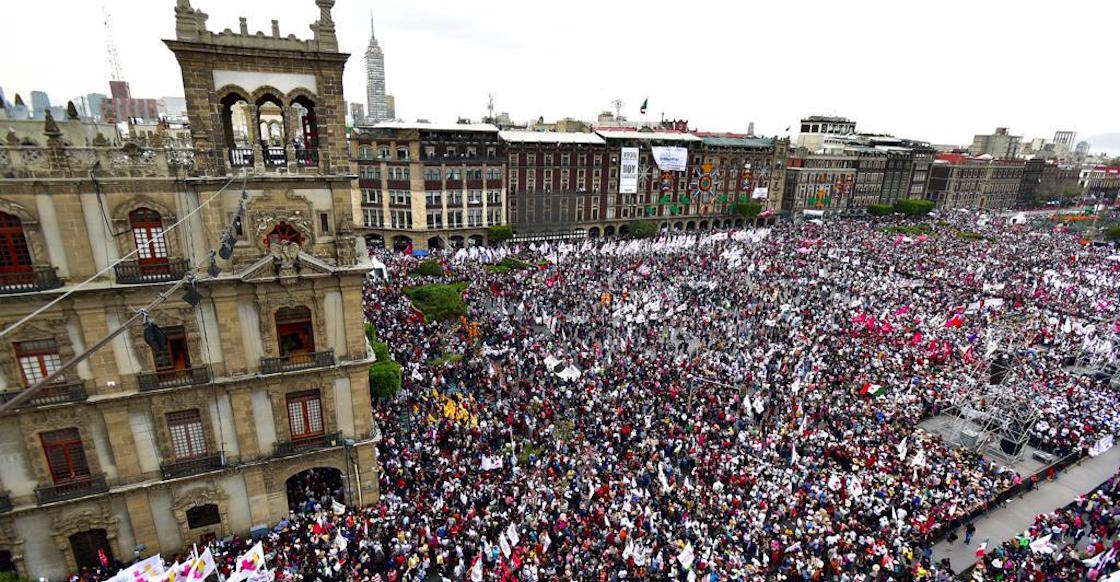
[40, 428, 91, 484]
[14, 338, 62, 386]
[0, 212, 32, 273]
[285, 390, 324, 440]
[129, 207, 169, 265]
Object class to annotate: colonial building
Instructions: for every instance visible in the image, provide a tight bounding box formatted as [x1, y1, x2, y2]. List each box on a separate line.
[927, 153, 1025, 209]
[693, 134, 787, 225]
[782, 153, 857, 217]
[502, 130, 609, 238]
[352, 122, 506, 250]
[0, 1, 379, 578]
[796, 116, 857, 152]
[1079, 166, 1120, 203]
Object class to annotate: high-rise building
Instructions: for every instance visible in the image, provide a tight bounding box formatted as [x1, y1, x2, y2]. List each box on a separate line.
[364, 15, 388, 123]
[385, 94, 395, 121]
[1075, 141, 1090, 156]
[1053, 131, 1076, 149]
[0, 2, 379, 578]
[8, 94, 29, 120]
[29, 90, 50, 120]
[968, 127, 1021, 158]
[101, 80, 159, 122]
[349, 102, 365, 126]
[157, 96, 188, 119]
[85, 93, 107, 121]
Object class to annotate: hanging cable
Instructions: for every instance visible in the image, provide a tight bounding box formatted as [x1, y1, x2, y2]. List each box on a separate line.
[0, 277, 191, 414]
[0, 172, 242, 342]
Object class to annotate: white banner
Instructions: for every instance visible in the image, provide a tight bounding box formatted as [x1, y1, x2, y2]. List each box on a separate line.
[1090, 434, 1114, 457]
[650, 146, 688, 172]
[620, 147, 639, 193]
[752, 187, 769, 199]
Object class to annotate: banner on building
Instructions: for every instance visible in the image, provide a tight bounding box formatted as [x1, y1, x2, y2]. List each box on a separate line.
[650, 146, 688, 172]
[752, 187, 769, 199]
[620, 147, 639, 193]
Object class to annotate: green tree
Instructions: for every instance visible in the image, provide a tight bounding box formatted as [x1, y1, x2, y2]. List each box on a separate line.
[628, 220, 659, 238]
[403, 281, 470, 322]
[486, 225, 513, 245]
[734, 201, 763, 219]
[1104, 225, 1120, 240]
[365, 323, 402, 400]
[893, 198, 935, 216]
[410, 260, 443, 278]
[867, 204, 893, 217]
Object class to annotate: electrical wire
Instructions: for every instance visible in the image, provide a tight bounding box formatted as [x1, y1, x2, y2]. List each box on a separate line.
[0, 172, 241, 342]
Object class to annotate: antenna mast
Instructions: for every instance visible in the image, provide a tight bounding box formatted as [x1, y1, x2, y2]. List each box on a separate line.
[487, 94, 495, 124]
[102, 5, 124, 81]
[611, 99, 624, 119]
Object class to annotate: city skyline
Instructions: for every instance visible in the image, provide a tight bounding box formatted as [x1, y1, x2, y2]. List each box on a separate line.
[2, 0, 1118, 151]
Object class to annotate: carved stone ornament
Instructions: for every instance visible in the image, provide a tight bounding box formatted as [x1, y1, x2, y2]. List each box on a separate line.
[92, 132, 109, 147]
[5, 128, 18, 146]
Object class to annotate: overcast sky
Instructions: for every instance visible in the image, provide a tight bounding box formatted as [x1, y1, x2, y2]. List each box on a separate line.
[3, 0, 1118, 149]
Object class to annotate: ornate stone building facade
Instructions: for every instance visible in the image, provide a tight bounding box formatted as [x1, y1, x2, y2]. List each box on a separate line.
[352, 122, 506, 251]
[0, 2, 379, 578]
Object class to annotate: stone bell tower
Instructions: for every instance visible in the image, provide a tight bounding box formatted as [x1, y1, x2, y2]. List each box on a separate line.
[165, 0, 349, 176]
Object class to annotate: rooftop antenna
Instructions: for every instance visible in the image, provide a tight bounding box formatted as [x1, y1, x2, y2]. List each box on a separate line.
[487, 93, 495, 124]
[102, 5, 124, 81]
[611, 99, 623, 119]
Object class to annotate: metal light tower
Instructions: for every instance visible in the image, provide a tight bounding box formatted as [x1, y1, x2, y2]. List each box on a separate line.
[102, 5, 125, 81]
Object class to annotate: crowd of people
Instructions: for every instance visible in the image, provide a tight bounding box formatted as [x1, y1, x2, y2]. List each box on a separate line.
[74, 213, 1120, 581]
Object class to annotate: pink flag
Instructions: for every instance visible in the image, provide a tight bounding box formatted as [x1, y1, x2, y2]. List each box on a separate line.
[893, 305, 910, 318]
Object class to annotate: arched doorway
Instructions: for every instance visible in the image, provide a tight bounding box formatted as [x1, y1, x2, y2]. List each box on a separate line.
[220, 93, 253, 167]
[69, 529, 112, 571]
[468, 234, 484, 247]
[256, 95, 286, 167]
[685, 221, 696, 231]
[448, 235, 465, 249]
[291, 96, 320, 166]
[286, 467, 344, 513]
[660, 222, 669, 233]
[587, 227, 600, 238]
[0, 549, 13, 573]
[723, 219, 732, 228]
[734, 218, 744, 228]
[618, 224, 630, 236]
[604, 225, 615, 237]
[427, 236, 444, 251]
[673, 221, 683, 231]
[699, 220, 709, 230]
[392, 236, 412, 252]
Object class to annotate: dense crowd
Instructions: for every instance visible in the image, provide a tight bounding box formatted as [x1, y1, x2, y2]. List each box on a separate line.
[72, 213, 1120, 581]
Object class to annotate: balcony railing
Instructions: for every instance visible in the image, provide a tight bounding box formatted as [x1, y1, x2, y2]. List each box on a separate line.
[0, 491, 11, 513]
[35, 474, 108, 505]
[260, 349, 335, 375]
[229, 147, 254, 167]
[160, 453, 225, 480]
[264, 146, 287, 166]
[0, 379, 89, 409]
[273, 431, 342, 457]
[137, 365, 212, 392]
[0, 266, 63, 294]
[296, 149, 319, 167]
[114, 258, 189, 284]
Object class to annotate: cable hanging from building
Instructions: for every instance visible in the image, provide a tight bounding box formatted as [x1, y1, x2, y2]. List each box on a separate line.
[0, 172, 242, 342]
[0, 172, 250, 414]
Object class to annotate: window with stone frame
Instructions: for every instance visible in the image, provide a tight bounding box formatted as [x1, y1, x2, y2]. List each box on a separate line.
[14, 338, 62, 386]
[40, 428, 91, 484]
[167, 409, 207, 460]
[151, 325, 191, 374]
[186, 504, 221, 529]
[286, 390, 324, 440]
[0, 211, 33, 272]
